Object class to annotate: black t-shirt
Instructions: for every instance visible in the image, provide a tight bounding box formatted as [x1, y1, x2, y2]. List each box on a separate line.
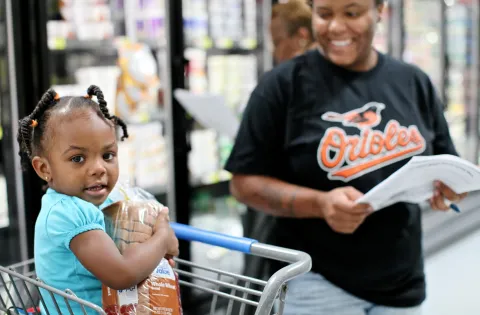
[225, 50, 457, 307]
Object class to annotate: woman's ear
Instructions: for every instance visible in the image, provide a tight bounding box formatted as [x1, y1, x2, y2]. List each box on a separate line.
[296, 27, 312, 49]
[32, 156, 51, 182]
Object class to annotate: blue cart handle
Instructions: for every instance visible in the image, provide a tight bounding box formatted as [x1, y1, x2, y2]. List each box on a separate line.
[170, 222, 258, 253]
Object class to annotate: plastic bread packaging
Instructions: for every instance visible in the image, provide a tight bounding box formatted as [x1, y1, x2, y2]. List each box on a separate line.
[101, 182, 183, 315]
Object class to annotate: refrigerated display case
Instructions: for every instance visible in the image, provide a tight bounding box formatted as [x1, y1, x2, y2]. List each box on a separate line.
[403, 0, 444, 93]
[0, 0, 50, 266]
[174, 1, 274, 310]
[402, 0, 480, 259]
[173, 0, 272, 190]
[444, 1, 472, 159]
[403, 0, 478, 162]
[46, 0, 172, 201]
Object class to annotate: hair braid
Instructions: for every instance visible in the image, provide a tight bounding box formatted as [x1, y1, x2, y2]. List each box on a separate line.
[17, 117, 34, 170]
[111, 115, 129, 141]
[16, 88, 59, 170]
[30, 89, 59, 120]
[87, 85, 129, 140]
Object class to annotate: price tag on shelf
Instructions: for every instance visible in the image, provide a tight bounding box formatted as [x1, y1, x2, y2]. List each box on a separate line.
[201, 36, 213, 49]
[50, 38, 67, 50]
[138, 112, 150, 123]
[215, 38, 234, 49]
[239, 38, 257, 50]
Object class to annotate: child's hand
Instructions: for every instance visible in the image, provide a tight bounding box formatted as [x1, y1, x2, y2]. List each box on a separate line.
[153, 208, 179, 257]
[165, 254, 176, 268]
[153, 207, 171, 233]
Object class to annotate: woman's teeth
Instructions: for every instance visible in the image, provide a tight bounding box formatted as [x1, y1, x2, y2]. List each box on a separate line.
[331, 39, 352, 47]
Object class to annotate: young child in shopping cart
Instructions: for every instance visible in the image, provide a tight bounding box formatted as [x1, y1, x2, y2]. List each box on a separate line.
[16, 85, 179, 314]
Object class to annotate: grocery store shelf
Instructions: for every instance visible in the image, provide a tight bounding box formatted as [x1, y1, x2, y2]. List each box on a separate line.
[151, 179, 231, 202]
[49, 38, 165, 53]
[49, 37, 260, 56]
[49, 39, 117, 52]
[185, 36, 261, 54]
[206, 46, 261, 55]
[191, 179, 230, 198]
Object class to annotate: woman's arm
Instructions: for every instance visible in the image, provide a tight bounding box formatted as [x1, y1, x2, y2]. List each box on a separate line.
[231, 174, 326, 218]
[70, 213, 178, 290]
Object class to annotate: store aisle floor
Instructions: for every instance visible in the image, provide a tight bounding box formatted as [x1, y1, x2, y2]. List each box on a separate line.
[423, 229, 480, 315]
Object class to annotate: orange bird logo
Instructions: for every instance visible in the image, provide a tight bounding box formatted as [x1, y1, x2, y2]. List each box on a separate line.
[321, 102, 386, 129]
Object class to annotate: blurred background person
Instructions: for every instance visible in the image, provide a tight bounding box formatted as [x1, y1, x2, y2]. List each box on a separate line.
[270, 0, 316, 64]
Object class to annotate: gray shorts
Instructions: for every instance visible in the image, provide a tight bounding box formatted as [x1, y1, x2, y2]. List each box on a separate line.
[283, 272, 423, 315]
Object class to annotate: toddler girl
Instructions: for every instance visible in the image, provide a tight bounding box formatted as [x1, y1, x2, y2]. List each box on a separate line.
[17, 85, 179, 314]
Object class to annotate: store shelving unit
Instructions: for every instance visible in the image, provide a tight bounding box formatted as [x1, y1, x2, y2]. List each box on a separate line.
[0, 0, 50, 266]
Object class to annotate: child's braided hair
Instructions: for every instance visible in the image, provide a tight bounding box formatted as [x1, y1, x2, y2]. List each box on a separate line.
[17, 85, 128, 171]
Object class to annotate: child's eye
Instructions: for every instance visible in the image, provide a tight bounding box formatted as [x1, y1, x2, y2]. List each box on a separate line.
[103, 153, 115, 161]
[71, 156, 84, 163]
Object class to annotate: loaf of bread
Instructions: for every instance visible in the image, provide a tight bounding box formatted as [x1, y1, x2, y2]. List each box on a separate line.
[102, 200, 183, 315]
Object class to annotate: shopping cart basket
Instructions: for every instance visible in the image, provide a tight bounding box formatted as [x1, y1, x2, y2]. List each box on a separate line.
[0, 222, 312, 315]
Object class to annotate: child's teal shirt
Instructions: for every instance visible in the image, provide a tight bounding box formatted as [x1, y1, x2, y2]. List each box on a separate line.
[34, 188, 121, 314]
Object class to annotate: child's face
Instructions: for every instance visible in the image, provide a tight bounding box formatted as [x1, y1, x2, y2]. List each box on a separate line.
[44, 108, 119, 206]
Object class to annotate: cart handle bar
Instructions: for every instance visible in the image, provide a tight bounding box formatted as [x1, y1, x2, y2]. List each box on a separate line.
[170, 222, 257, 253]
[170, 222, 312, 315]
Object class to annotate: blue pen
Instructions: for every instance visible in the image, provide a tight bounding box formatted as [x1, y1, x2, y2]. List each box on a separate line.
[450, 203, 461, 213]
[444, 198, 460, 213]
[443, 198, 460, 213]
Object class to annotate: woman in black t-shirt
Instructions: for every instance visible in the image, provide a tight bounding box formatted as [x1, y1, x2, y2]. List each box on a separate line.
[225, 0, 467, 314]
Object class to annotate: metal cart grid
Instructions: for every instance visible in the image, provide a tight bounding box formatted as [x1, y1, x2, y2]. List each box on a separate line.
[0, 222, 312, 315]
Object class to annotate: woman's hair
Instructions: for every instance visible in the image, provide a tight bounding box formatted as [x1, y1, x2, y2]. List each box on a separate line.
[17, 85, 129, 171]
[272, 0, 313, 40]
[307, 0, 384, 7]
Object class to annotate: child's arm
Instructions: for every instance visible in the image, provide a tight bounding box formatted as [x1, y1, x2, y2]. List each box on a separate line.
[70, 210, 178, 290]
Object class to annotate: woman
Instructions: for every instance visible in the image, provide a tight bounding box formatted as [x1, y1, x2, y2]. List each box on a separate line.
[270, 0, 316, 64]
[225, 0, 466, 314]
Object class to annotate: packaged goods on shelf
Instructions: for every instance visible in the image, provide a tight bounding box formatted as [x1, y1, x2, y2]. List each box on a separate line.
[189, 129, 220, 185]
[183, 0, 208, 47]
[48, 0, 115, 45]
[115, 38, 162, 123]
[207, 54, 257, 114]
[184, 48, 208, 94]
[123, 0, 166, 42]
[60, 2, 111, 23]
[118, 122, 168, 193]
[403, 0, 442, 90]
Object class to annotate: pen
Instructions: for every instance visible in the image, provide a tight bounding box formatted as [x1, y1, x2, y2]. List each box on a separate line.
[450, 204, 461, 213]
[444, 199, 461, 213]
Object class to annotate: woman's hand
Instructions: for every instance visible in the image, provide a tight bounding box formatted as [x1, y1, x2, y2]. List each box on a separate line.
[429, 180, 467, 211]
[320, 187, 373, 234]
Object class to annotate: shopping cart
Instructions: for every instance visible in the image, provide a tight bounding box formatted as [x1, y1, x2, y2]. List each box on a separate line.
[0, 222, 312, 315]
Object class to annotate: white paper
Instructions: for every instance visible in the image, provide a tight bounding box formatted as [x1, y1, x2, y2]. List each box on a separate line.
[356, 154, 480, 211]
[174, 89, 240, 140]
